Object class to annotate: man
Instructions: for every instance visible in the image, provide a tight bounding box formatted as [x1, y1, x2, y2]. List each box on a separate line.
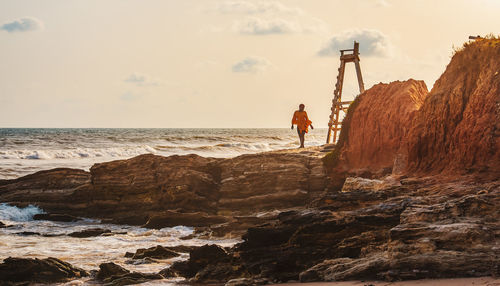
[291, 104, 313, 148]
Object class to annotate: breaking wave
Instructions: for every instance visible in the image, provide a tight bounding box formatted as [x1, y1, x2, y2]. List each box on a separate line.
[0, 203, 45, 222]
[0, 145, 158, 160]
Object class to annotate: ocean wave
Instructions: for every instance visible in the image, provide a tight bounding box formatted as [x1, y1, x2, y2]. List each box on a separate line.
[0, 203, 45, 222]
[0, 145, 157, 160]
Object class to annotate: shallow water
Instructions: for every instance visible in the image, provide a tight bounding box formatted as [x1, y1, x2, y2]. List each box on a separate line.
[0, 203, 240, 284]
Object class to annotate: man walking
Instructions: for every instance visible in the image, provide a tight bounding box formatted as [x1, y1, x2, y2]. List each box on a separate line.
[291, 104, 313, 148]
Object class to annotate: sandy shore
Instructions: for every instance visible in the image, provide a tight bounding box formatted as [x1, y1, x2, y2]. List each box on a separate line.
[272, 277, 500, 286]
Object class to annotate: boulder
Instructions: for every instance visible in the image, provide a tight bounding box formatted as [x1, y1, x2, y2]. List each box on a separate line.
[130, 245, 180, 260]
[97, 262, 130, 280]
[0, 257, 88, 284]
[165, 244, 246, 282]
[68, 228, 112, 238]
[96, 262, 162, 285]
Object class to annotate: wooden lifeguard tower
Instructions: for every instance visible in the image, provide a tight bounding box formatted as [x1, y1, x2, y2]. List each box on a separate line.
[326, 41, 365, 144]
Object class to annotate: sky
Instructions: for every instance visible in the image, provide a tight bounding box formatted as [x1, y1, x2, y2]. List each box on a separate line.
[0, 0, 499, 128]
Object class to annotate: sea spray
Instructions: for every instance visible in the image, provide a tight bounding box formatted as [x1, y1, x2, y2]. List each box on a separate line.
[0, 203, 45, 222]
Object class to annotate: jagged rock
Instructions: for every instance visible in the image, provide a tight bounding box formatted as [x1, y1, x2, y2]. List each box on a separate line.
[96, 262, 162, 285]
[129, 245, 180, 259]
[68, 228, 112, 238]
[33, 213, 81, 222]
[0, 257, 88, 284]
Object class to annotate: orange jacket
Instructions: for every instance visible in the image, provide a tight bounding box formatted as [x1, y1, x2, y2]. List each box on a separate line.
[292, 110, 312, 132]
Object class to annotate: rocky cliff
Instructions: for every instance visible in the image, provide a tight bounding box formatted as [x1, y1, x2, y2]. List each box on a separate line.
[332, 79, 428, 176]
[407, 38, 500, 177]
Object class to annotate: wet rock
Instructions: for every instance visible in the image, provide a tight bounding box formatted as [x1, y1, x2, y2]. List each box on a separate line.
[96, 262, 162, 286]
[16, 231, 41, 236]
[124, 257, 156, 265]
[0, 257, 88, 284]
[97, 262, 130, 280]
[0, 221, 6, 228]
[130, 245, 180, 259]
[104, 272, 163, 286]
[68, 228, 112, 238]
[33, 213, 81, 222]
[143, 211, 228, 229]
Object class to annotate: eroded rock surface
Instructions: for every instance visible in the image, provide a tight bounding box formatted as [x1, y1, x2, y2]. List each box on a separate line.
[177, 178, 499, 283]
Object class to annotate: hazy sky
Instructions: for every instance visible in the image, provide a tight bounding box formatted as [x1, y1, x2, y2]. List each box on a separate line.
[1, 0, 498, 128]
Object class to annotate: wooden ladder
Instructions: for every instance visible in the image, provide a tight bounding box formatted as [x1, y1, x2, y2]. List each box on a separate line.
[326, 41, 365, 144]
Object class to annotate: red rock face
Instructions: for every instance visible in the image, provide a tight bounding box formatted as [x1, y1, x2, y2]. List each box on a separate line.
[407, 39, 500, 176]
[338, 79, 428, 175]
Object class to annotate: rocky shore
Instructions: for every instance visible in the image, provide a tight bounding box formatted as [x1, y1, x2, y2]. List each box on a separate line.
[0, 38, 499, 285]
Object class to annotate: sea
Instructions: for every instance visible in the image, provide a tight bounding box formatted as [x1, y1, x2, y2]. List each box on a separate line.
[0, 128, 326, 285]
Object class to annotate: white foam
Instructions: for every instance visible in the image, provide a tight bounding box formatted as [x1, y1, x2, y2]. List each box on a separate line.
[0, 145, 157, 160]
[0, 203, 45, 222]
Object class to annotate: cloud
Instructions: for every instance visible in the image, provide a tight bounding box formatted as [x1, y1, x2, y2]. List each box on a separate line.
[216, 1, 302, 15]
[120, 92, 141, 101]
[318, 29, 392, 57]
[374, 0, 391, 7]
[232, 56, 273, 73]
[0, 17, 43, 33]
[234, 17, 300, 35]
[124, 73, 160, 86]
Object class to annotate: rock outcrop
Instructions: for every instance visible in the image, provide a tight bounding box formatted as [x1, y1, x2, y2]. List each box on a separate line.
[0, 148, 329, 235]
[171, 178, 499, 283]
[407, 38, 500, 177]
[0, 257, 88, 284]
[325, 79, 428, 177]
